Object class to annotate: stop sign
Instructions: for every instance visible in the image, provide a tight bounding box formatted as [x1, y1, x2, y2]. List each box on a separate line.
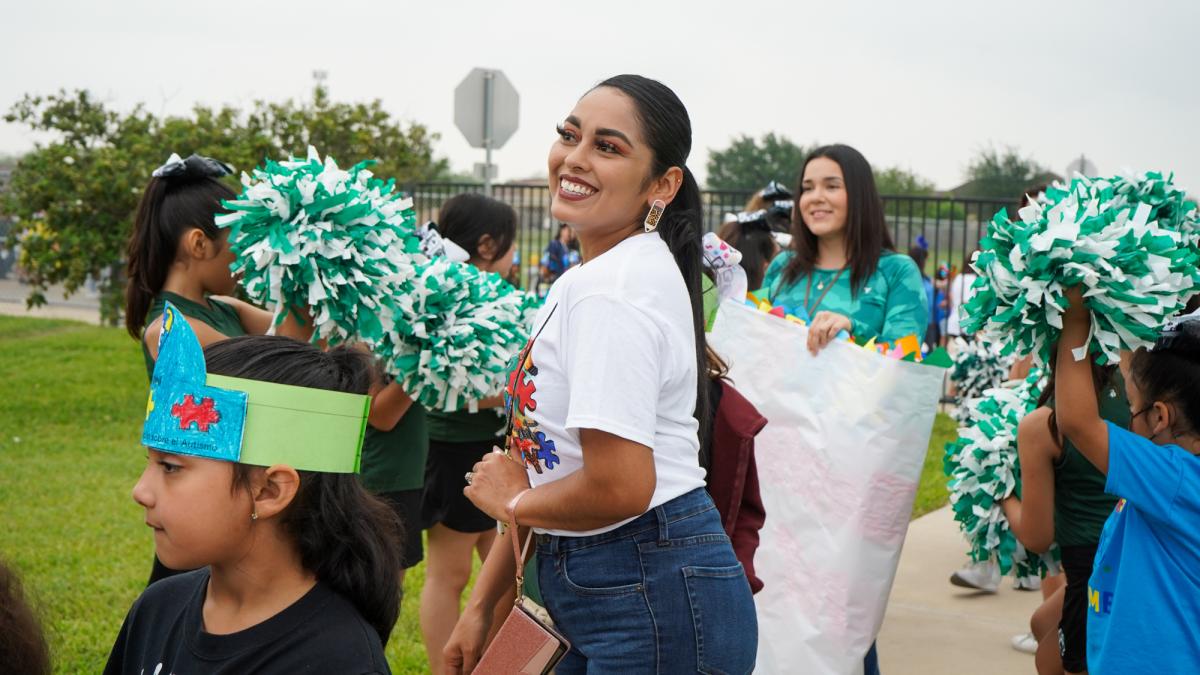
[454, 68, 520, 150]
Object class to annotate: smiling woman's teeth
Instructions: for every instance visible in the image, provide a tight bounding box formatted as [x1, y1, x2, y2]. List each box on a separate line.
[560, 179, 596, 196]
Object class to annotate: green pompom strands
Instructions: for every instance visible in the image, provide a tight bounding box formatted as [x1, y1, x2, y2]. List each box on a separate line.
[943, 370, 1054, 577]
[948, 337, 1016, 421]
[378, 258, 539, 412]
[218, 147, 543, 411]
[215, 146, 422, 346]
[961, 171, 1200, 366]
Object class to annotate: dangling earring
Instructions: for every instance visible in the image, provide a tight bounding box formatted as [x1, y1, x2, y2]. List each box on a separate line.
[250, 509, 258, 521]
[644, 200, 666, 233]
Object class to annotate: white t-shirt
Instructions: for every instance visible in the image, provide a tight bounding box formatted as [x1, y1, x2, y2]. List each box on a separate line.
[947, 272, 978, 336]
[507, 232, 706, 536]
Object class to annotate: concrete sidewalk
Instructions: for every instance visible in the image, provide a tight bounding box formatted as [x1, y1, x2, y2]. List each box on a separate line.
[877, 506, 1039, 674]
[0, 276, 102, 324]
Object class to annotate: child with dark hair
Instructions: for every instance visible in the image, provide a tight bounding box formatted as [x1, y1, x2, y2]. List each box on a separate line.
[718, 211, 780, 291]
[1055, 290, 1200, 672]
[124, 154, 309, 585]
[0, 560, 51, 675]
[419, 191, 520, 674]
[105, 314, 401, 674]
[126, 154, 271, 366]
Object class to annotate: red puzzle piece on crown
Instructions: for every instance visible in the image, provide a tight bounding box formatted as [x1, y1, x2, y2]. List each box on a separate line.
[172, 395, 221, 432]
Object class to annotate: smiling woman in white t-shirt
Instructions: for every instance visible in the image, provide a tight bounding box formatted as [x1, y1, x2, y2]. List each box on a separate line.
[442, 75, 758, 675]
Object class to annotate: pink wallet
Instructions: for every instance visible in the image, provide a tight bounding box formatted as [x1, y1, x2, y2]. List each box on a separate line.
[473, 601, 570, 674]
[473, 507, 569, 675]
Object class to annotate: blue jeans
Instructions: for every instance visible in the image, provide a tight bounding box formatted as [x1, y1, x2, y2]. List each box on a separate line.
[535, 487, 758, 674]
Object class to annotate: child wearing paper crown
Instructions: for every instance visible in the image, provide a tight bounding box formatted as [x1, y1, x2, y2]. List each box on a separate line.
[125, 153, 312, 585]
[1054, 288, 1200, 673]
[105, 308, 401, 674]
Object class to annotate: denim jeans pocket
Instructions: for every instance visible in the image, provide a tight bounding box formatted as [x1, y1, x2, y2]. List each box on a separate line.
[683, 564, 757, 675]
[558, 539, 645, 596]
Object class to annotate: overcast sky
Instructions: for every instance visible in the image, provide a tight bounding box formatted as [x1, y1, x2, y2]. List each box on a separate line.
[3, 0, 1197, 192]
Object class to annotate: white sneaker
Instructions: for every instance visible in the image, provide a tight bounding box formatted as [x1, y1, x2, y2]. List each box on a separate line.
[949, 560, 1000, 593]
[1013, 575, 1042, 591]
[1011, 632, 1038, 654]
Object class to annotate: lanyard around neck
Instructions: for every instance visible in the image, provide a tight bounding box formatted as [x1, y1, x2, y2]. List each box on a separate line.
[804, 267, 847, 317]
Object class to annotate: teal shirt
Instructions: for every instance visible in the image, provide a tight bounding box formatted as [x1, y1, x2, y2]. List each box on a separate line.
[762, 251, 929, 343]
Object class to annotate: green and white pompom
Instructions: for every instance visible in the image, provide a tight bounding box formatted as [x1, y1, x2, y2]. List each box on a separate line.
[377, 258, 541, 412]
[215, 146, 423, 346]
[943, 369, 1047, 575]
[949, 337, 1016, 420]
[961, 171, 1200, 366]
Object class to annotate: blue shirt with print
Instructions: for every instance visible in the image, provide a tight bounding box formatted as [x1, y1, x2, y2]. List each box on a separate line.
[1087, 423, 1200, 673]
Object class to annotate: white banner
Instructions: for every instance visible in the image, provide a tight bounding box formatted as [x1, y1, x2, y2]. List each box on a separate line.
[709, 301, 944, 674]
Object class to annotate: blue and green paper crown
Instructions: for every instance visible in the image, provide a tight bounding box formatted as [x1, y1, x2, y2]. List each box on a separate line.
[142, 303, 368, 473]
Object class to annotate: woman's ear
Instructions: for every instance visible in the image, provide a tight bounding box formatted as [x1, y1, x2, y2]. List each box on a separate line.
[252, 465, 302, 520]
[648, 166, 684, 208]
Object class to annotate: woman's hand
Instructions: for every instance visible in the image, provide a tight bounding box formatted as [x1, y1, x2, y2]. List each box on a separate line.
[442, 605, 494, 674]
[807, 311, 853, 355]
[465, 451, 531, 521]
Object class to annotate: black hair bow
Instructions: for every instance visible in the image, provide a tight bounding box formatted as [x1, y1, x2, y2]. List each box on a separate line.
[735, 209, 772, 232]
[1152, 310, 1200, 354]
[152, 153, 234, 179]
[761, 180, 793, 201]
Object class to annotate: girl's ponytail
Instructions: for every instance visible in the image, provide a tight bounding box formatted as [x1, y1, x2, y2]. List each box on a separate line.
[124, 175, 236, 339]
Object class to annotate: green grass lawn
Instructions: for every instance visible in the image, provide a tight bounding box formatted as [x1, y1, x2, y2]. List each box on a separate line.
[0, 315, 955, 673]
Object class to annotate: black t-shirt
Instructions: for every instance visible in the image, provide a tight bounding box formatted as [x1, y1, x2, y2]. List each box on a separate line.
[103, 569, 390, 674]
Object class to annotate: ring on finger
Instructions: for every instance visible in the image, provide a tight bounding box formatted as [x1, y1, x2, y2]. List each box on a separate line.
[464, 471, 474, 485]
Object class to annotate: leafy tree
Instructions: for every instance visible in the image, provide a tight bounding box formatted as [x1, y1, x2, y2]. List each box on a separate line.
[874, 166, 937, 196]
[3, 84, 448, 324]
[706, 133, 811, 192]
[960, 144, 1049, 199]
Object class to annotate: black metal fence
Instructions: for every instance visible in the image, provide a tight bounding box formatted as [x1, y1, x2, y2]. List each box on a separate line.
[405, 182, 1017, 293]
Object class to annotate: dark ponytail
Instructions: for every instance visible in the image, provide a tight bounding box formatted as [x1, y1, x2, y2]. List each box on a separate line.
[203, 336, 403, 645]
[719, 216, 780, 291]
[124, 176, 236, 339]
[593, 74, 711, 450]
